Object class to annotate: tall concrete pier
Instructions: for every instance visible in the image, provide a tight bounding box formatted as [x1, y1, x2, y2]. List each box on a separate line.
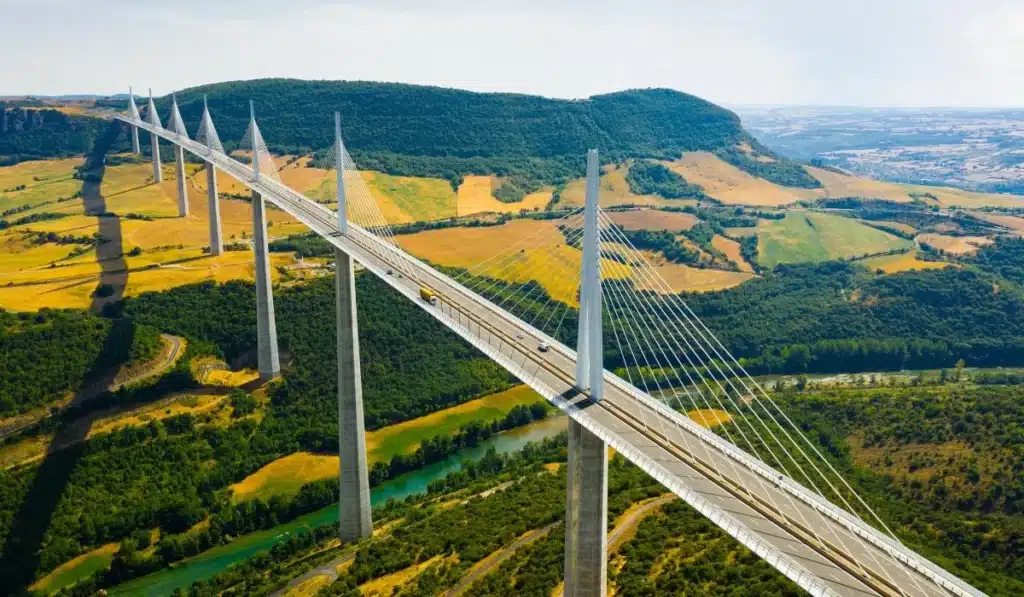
[251, 191, 280, 380]
[564, 149, 608, 597]
[206, 165, 222, 255]
[333, 112, 372, 540]
[174, 145, 189, 217]
[146, 90, 162, 183]
[335, 249, 372, 540]
[249, 103, 280, 379]
[199, 96, 223, 255]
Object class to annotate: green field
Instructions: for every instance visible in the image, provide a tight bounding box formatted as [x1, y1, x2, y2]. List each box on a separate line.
[756, 211, 913, 267]
[29, 544, 118, 595]
[308, 171, 457, 224]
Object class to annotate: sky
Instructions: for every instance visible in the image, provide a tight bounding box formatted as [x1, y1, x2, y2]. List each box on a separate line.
[3, 0, 1024, 107]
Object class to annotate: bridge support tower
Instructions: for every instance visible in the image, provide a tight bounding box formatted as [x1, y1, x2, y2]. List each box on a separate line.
[206, 165, 222, 255]
[175, 145, 189, 217]
[146, 90, 162, 183]
[565, 149, 608, 597]
[251, 191, 280, 380]
[249, 103, 280, 380]
[333, 112, 373, 540]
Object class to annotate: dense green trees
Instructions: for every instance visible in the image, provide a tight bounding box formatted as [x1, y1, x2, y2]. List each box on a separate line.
[625, 160, 706, 199]
[119, 82, 744, 160]
[971, 236, 1024, 284]
[0, 107, 106, 162]
[714, 141, 822, 188]
[0, 309, 160, 416]
[680, 262, 1024, 371]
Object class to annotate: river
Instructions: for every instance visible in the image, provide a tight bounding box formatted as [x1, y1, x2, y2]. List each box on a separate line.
[108, 414, 568, 597]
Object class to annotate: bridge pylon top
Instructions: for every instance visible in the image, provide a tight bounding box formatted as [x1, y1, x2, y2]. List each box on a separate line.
[168, 92, 190, 139]
[145, 88, 162, 128]
[127, 86, 140, 120]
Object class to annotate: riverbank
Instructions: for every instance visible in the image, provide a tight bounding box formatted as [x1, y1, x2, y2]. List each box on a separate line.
[105, 414, 568, 597]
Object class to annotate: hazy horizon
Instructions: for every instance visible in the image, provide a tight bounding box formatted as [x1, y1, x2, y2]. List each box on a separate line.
[2, 0, 1023, 108]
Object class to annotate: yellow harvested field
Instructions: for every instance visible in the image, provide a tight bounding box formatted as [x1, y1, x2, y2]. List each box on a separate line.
[916, 233, 993, 255]
[807, 167, 917, 204]
[0, 159, 310, 311]
[667, 153, 819, 206]
[359, 555, 445, 596]
[0, 250, 291, 311]
[457, 175, 550, 217]
[87, 394, 228, 438]
[969, 211, 1024, 233]
[231, 385, 544, 502]
[398, 219, 590, 303]
[0, 157, 84, 213]
[560, 164, 687, 209]
[607, 208, 698, 231]
[277, 157, 333, 194]
[641, 263, 754, 294]
[284, 574, 334, 597]
[711, 235, 754, 273]
[205, 368, 261, 387]
[688, 409, 733, 428]
[860, 251, 951, 274]
[398, 218, 752, 300]
[651, 154, 1024, 209]
[808, 167, 1024, 209]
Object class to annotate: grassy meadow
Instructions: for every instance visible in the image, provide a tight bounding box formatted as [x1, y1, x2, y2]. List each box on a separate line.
[755, 211, 914, 267]
[28, 544, 119, 596]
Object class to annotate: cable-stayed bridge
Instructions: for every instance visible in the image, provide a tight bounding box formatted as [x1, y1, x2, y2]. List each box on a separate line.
[114, 90, 987, 597]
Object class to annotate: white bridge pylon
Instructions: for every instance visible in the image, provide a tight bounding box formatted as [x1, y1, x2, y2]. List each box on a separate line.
[115, 92, 987, 597]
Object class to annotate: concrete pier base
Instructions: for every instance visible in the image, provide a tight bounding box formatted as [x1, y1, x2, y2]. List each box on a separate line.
[131, 126, 140, 154]
[151, 132, 162, 183]
[252, 191, 280, 380]
[175, 146, 189, 217]
[206, 164, 222, 255]
[335, 248, 373, 541]
[564, 418, 608, 597]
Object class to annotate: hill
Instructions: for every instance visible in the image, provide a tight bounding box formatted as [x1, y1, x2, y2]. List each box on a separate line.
[4, 81, 826, 191]
[116, 81, 746, 159]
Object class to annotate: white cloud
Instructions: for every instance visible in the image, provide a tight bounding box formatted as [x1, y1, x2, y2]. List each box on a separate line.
[1, 0, 1021, 107]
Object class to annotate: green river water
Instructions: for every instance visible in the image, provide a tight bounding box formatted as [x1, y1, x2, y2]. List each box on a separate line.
[108, 414, 568, 597]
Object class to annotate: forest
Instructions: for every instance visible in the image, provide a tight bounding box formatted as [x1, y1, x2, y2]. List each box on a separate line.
[96, 382, 1024, 597]
[0, 309, 161, 416]
[624, 159, 706, 199]
[104, 83, 747, 160]
[0, 106, 106, 163]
